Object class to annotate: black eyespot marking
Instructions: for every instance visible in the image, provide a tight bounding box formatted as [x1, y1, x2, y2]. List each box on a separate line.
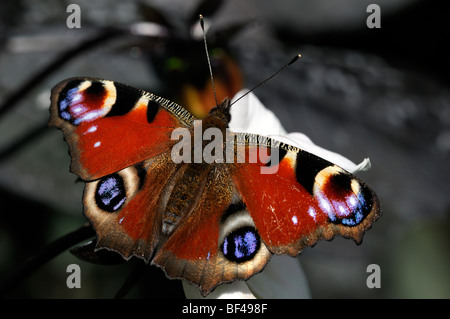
[296, 151, 331, 195]
[134, 163, 147, 190]
[85, 81, 105, 95]
[57, 80, 112, 125]
[321, 173, 374, 227]
[95, 174, 127, 212]
[330, 173, 352, 192]
[265, 148, 287, 167]
[357, 184, 374, 222]
[221, 226, 260, 263]
[331, 182, 373, 227]
[106, 83, 141, 117]
[147, 100, 161, 123]
[221, 201, 246, 223]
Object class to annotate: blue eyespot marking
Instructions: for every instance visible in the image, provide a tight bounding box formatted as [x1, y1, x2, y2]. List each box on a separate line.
[322, 174, 373, 227]
[222, 227, 260, 263]
[95, 174, 126, 212]
[57, 80, 109, 125]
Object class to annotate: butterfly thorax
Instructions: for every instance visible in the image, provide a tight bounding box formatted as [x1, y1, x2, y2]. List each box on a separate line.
[206, 98, 231, 128]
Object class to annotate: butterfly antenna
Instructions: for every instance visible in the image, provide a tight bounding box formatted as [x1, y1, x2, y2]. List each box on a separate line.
[199, 14, 219, 106]
[230, 54, 301, 107]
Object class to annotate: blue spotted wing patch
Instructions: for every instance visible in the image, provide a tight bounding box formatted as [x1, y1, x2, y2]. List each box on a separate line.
[49, 77, 196, 180]
[222, 226, 261, 263]
[56, 79, 116, 125]
[95, 174, 127, 213]
[312, 165, 375, 230]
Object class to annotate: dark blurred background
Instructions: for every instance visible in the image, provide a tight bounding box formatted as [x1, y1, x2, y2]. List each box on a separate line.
[0, 0, 449, 298]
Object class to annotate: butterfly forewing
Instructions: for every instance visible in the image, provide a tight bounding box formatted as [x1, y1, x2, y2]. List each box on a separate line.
[49, 77, 194, 181]
[230, 135, 381, 255]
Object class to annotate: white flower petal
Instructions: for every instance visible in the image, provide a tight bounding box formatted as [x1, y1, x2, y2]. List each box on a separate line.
[246, 255, 311, 299]
[351, 157, 372, 173]
[230, 90, 371, 174]
[182, 256, 310, 299]
[230, 89, 287, 136]
[182, 280, 256, 299]
[275, 132, 368, 173]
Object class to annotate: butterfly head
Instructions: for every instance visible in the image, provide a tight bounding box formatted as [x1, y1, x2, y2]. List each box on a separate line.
[206, 98, 232, 129]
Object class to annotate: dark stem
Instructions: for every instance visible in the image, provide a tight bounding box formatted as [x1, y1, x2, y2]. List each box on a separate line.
[0, 27, 126, 119]
[114, 260, 147, 299]
[0, 123, 47, 164]
[0, 28, 127, 164]
[0, 224, 95, 297]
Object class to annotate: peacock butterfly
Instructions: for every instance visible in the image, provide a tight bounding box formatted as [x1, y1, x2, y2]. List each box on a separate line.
[49, 74, 381, 296]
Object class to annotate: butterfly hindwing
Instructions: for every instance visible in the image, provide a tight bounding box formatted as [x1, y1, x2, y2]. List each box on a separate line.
[82, 152, 272, 296]
[151, 163, 271, 296]
[82, 154, 179, 262]
[49, 77, 195, 181]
